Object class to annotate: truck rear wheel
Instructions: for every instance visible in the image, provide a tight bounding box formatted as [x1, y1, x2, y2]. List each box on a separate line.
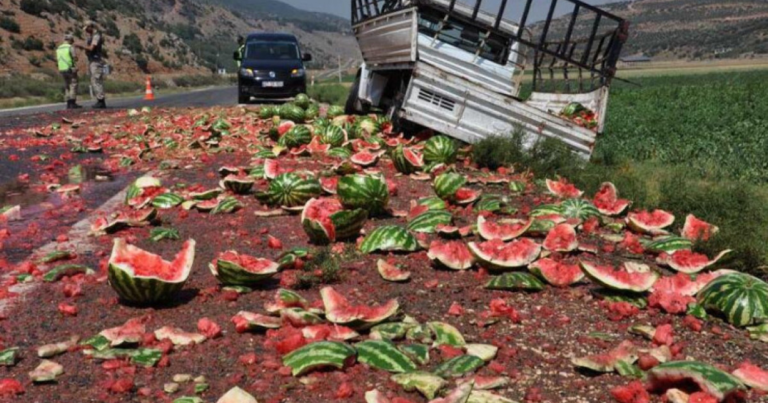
[345, 72, 369, 115]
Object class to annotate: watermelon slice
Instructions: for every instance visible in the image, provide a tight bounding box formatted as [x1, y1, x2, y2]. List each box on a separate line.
[681, 214, 719, 242]
[278, 121, 296, 136]
[321, 287, 399, 329]
[592, 182, 630, 216]
[732, 362, 768, 392]
[468, 239, 541, 271]
[430, 381, 474, 403]
[546, 178, 583, 198]
[301, 198, 367, 244]
[572, 340, 638, 372]
[542, 223, 579, 252]
[580, 261, 659, 292]
[427, 241, 475, 271]
[627, 210, 675, 235]
[351, 150, 383, 167]
[648, 361, 746, 400]
[108, 238, 195, 304]
[529, 258, 584, 287]
[377, 260, 411, 282]
[301, 324, 359, 341]
[209, 251, 279, 286]
[319, 177, 338, 194]
[307, 137, 332, 155]
[232, 311, 282, 333]
[477, 216, 532, 241]
[454, 188, 481, 205]
[656, 249, 731, 274]
[651, 270, 736, 296]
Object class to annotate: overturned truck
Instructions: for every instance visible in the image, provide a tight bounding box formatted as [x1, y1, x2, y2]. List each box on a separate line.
[347, 0, 629, 159]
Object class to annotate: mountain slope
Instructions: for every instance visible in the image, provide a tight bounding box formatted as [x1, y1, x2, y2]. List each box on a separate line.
[0, 0, 358, 79]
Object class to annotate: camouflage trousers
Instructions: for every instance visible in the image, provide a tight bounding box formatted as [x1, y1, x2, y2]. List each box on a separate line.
[89, 61, 105, 101]
[61, 70, 79, 101]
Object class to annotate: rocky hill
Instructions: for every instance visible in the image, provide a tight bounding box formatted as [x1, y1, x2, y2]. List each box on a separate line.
[0, 0, 359, 79]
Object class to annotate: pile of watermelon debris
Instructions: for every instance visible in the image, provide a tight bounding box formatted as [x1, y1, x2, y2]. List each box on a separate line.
[0, 96, 766, 403]
[559, 102, 599, 130]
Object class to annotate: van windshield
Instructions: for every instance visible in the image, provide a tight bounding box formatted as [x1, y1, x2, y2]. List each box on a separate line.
[245, 41, 300, 60]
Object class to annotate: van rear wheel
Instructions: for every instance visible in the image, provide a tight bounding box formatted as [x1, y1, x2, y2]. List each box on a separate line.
[345, 73, 369, 115]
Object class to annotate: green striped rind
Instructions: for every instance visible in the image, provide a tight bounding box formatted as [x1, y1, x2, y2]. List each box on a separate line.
[305, 104, 319, 120]
[433, 173, 466, 200]
[319, 125, 347, 147]
[39, 250, 75, 264]
[259, 106, 276, 119]
[280, 125, 312, 148]
[686, 303, 707, 319]
[615, 360, 643, 379]
[281, 308, 325, 326]
[434, 355, 485, 378]
[80, 334, 110, 351]
[43, 264, 94, 282]
[645, 236, 694, 254]
[747, 323, 768, 342]
[326, 105, 345, 119]
[648, 361, 745, 399]
[485, 273, 545, 291]
[210, 260, 278, 287]
[391, 372, 447, 400]
[392, 145, 423, 174]
[222, 177, 255, 195]
[406, 324, 433, 344]
[697, 273, 768, 327]
[327, 147, 352, 159]
[355, 340, 417, 373]
[428, 322, 466, 347]
[149, 228, 180, 242]
[108, 264, 185, 304]
[131, 348, 163, 367]
[359, 226, 419, 254]
[423, 135, 458, 164]
[465, 344, 498, 362]
[282, 341, 356, 376]
[210, 197, 242, 215]
[407, 210, 453, 233]
[280, 104, 306, 123]
[332, 209, 368, 240]
[370, 323, 413, 341]
[561, 198, 600, 220]
[190, 189, 222, 201]
[398, 344, 430, 365]
[152, 193, 185, 209]
[474, 195, 503, 213]
[248, 164, 265, 179]
[337, 175, 389, 215]
[509, 181, 526, 194]
[254, 148, 276, 159]
[594, 290, 648, 309]
[0, 348, 18, 366]
[418, 197, 447, 210]
[530, 204, 564, 217]
[256, 173, 322, 207]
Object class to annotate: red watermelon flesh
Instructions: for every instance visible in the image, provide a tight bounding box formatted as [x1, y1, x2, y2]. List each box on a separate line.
[403, 147, 425, 167]
[427, 240, 475, 270]
[732, 363, 768, 392]
[215, 251, 279, 274]
[658, 249, 731, 274]
[377, 259, 411, 282]
[264, 159, 281, 179]
[593, 182, 630, 216]
[351, 151, 381, 167]
[320, 177, 338, 194]
[627, 210, 675, 234]
[477, 216, 531, 241]
[546, 178, 583, 198]
[320, 287, 398, 326]
[196, 198, 220, 211]
[652, 269, 735, 296]
[529, 258, 584, 287]
[543, 223, 579, 252]
[572, 340, 638, 372]
[307, 137, 331, 154]
[301, 324, 359, 342]
[278, 121, 296, 136]
[580, 261, 659, 292]
[302, 198, 343, 241]
[408, 203, 430, 222]
[469, 239, 541, 269]
[454, 188, 480, 205]
[110, 239, 195, 281]
[681, 214, 719, 242]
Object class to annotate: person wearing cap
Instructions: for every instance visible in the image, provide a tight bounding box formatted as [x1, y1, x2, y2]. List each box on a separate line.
[76, 20, 106, 109]
[234, 35, 245, 68]
[57, 33, 82, 109]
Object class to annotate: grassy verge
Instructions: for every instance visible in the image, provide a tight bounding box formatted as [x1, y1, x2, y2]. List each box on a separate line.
[307, 84, 350, 105]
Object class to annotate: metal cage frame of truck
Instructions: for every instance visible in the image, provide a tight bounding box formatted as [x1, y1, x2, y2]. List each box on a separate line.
[348, 0, 630, 159]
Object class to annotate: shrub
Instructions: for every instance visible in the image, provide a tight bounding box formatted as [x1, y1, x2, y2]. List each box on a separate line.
[307, 84, 348, 105]
[0, 16, 20, 33]
[103, 18, 120, 38]
[122, 33, 143, 55]
[22, 36, 45, 51]
[294, 248, 342, 290]
[20, 0, 46, 16]
[472, 130, 583, 176]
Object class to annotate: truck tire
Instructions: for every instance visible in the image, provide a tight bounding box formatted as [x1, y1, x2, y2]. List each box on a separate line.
[345, 72, 369, 115]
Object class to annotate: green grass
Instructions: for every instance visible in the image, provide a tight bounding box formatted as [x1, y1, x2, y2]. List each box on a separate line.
[308, 84, 348, 106]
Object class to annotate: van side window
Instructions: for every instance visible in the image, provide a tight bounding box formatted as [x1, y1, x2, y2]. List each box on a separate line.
[417, 8, 510, 65]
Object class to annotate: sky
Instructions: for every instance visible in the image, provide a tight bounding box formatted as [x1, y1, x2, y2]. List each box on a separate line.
[279, 0, 619, 22]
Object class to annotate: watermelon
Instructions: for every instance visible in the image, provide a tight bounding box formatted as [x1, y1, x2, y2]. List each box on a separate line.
[430, 381, 474, 403]
[294, 94, 311, 109]
[592, 182, 630, 216]
[377, 259, 411, 282]
[220, 174, 254, 195]
[546, 178, 583, 198]
[209, 251, 279, 286]
[259, 106, 276, 119]
[485, 272, 545, 291]
[327, 105, 345, 119]
[580, 261, 659, 292]
[337, 174, 389, 215]
[277, 120, 296, 137]
[282, 341, 356, 376]
[648, 361, 745, 400]
[360, 225, 419, 254]
[355, 340, 417, 373]
[423, 135, 458, 164]
[408, 209, 453, 234]
[217, 387, 258, 403]
[681, 214, 719, 242]
[301, 198, 367, 244]
[542, 223, 578, 252]
[529, 258, 584, 287]
[108, 238, 195, 304]
[627, 210, 675, 235]
[732, 362, 768, 392]
[560, 198, 600, 221]
[428, 241, 475, 270]
[392, 145, 424, 174]
[656, 249, 732, 274]
[433, 173, 466, 201]
[280, 125, 312, 148]
[391, 372, 448, 400]
[454, 188, 481, 205]
[319, 125, 347, 147]
[256, 173, 321, 208]
[468, 239, 541, 271]
[477, 216, 531, 241]
[280, 104, 306, 123]
[697, 272, 768, 327]
[571, 340, 638, 373]
[321, 286, 399, 329]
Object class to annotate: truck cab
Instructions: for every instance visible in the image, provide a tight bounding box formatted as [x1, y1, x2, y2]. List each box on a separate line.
[348, 0, 629, 159]
[237, 33, 312, 104]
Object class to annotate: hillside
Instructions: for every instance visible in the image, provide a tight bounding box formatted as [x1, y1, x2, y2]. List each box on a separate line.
[0, 0, 359, 79]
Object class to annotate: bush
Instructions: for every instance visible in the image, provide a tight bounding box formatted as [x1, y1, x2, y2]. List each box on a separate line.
[103, 18, 120, 38]
[22, 36, 45, 51]
[472, 130, 583, 176]
[20, 0, 46, 16]
[122, 33, 143, 55]
[294, 248, 342, 290]
[0, 16, 20, 33]
[308, 84, 348, 105]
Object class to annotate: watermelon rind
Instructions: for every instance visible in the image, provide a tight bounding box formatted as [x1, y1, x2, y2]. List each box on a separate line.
[435, 355, 485, 378]
[644, 236, 693, 254]
[108, 238, 195, 304]
[423, 135, 458, 164]
[321, 287, 400, 329]
[209, 253, 279, 287]
[647, 361, 745, 400]
[408, 210, 453, 234]
[391, 372, 447, 400]
[429, 322, 466, 347]
[355, 340, 417, 373]
[560, 198, 600, 221]
[338, 174, 390, 216]
[360, 226, 419, 254]
[427, 241, 474, 271]
[467, 239, 541, 271]
[377, 260, 411, 282]
[571, 341, 638, 373]
[282, 341, 356, 376]
[392, 145, 424, 174]
[221, 176, 254, 195]
[697, 272, 768, 327]
[256, 173, 321, 208]
[657, 249, 732, 274]
[301, 198, 367, 244]
[529, 258, 584, 287]
[485, 272, 545, 291]
[152, 193, 185, 209]
[627, 210, 675, 235]
[477, 216, 531, 242]
[580, 261, 659, 293]
[434, 173, 467, 201]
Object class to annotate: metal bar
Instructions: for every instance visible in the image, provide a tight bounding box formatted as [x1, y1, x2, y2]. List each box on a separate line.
[538, 0, 559, 49]
[472, 0, 482, 21]
[567, 0, 624, 22]
[562, 4, 580, 55]
[518, 0, 533, 34]
[448, 0, 457, 13]
[581, 13, 601, 65]
[495, 0, 508, 30]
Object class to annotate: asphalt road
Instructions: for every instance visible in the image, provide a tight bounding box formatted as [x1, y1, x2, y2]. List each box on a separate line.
[0, 86, 238, 120]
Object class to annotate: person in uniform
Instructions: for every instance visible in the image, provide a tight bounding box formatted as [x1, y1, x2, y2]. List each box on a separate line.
[57, 33, 81, 109]
[76, 20, 106, 109]
[234, 35, 245, 68]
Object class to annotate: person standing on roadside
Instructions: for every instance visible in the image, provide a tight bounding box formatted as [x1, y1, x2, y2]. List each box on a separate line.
[57, 33, 82, 110]
[234, 35, 245, 68]
[76, 20, 106, 109]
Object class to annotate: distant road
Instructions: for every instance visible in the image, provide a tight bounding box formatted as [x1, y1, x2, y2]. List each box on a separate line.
[0, 86, 238, 119]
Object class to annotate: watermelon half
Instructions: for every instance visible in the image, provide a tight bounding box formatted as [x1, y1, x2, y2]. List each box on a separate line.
[546, 178, 583, 198]
[681, 214, 719, 242]
[301, 198, 367, 245]
[529, 258, 584, 287]
[592, 182, 630, 216]
[580, 261, 659, 292]
[627, 210, 675, 235]
[108, 238, 195, 304]
[542, 223, 579, 252]
[468, 239, 541, 271]
[427, 240, 475, 271]
[477, 216, 532, 241]
[209, 251, 279, 286]
[320, 286, 399, 329]
[656, 249, 732, 274]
